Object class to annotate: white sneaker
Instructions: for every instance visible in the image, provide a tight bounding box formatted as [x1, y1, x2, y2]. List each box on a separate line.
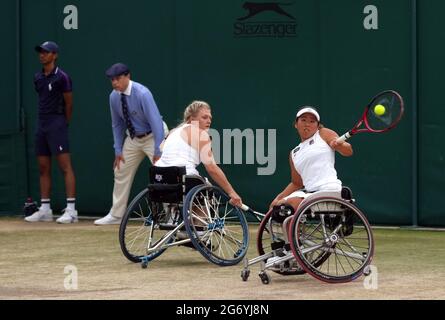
[94, 213, 121, 225]
[56, 208, 78, 224]
[24, 208, 53, 222]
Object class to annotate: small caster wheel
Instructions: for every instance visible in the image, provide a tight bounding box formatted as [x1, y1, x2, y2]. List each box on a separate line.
[241, 269, 250, 281]
[363, 265, 372, 276]
[141, 257, 149, 269]
[259, 271, 271, 285]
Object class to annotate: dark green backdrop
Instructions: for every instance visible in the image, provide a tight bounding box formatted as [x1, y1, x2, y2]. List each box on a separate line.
[0, 0, 443, 227]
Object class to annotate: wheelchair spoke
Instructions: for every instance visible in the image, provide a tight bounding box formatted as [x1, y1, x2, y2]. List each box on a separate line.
[190, 215, 209, 229]
[127, 227, 148, 252]
[223, 226, 243, 237]
[337, 238, 369, 262]
[211, 194, 223, 216]
[319, 214, 330, 239]
[199, 196, 211, 220]
[125, 224, 148, 239]
[334, 251, 338, 276]
[195, 194, 215, 224]
[208, 192, 224, 220]
[299, 223, 325, 242]
[218, 235, 237, 258]
[199, 223, 245, 260]
[290, 198, 374, 282]
[340, 236, 370, 251]
[119, 187, 176, 263]
[183, 185, 249, 266]
[206, 190, 221, 213]
[336, 244, 365, 266]
[335, 244, 357, 272]
[333, 251, 347, 275]
[220, 228, 243, 246]
[220, 210, 235, 224]
[302, 221, 322, 238]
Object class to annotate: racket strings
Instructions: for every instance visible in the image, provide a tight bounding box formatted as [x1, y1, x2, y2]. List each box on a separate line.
[366, 93, 403, 131]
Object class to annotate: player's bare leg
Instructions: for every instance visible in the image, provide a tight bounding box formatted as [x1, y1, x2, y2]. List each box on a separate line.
[56, 153, 76, 198]
[38, 156, 52, 199]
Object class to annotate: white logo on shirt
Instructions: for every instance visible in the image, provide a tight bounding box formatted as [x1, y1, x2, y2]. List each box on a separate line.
[49, 83, 53, 91]
[59, 146, 63, 151]
[155, 174, 163, 182]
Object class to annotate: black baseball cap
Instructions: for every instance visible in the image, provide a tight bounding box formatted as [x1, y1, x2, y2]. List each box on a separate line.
[105, 63, 130, 78]
[35, 41, 59, 53]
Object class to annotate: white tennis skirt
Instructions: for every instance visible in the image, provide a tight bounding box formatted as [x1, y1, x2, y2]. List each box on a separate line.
[283, 182, 341, 201]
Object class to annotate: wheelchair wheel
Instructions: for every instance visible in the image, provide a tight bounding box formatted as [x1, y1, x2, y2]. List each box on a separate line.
[257, 210, 306, 275]
[119, 188, 175, 263]
[182, 185, 249, 266]
[289, 197, 374, 283]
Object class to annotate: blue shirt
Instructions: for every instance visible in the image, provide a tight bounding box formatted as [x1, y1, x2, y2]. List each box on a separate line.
[109, 81, 165, 156]
[34, 67, 72, 116]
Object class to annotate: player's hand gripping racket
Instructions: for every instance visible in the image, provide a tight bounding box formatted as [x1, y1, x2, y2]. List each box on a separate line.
[337, 90, 404, 142]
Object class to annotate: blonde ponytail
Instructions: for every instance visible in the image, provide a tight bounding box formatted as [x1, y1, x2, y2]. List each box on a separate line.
[179, 100, 211, 126]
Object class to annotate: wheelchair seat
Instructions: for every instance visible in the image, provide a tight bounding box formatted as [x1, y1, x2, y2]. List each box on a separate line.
[148, 166, 208, 204]
[120, 166, 250, 267]
[184, 175, 208, 194]
[148, 166, 186, 203]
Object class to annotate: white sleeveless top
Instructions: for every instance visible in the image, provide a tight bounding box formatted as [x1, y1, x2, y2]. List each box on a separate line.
[155, 124, 200, 175]
[291, 130, 341, 192]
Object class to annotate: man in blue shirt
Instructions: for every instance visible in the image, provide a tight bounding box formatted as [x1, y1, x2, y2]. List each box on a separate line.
[95, 63, 168, 225]
[25, 41, 78, 224]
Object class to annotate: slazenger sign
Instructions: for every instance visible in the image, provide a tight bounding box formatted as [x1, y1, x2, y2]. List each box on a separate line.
[233, 2, 298, 38]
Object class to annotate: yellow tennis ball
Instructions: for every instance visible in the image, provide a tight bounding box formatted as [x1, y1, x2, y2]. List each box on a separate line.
[374, 104, 386, 116]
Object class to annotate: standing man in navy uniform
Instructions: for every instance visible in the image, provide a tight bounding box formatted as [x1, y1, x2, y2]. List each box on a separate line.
[94, 63, 168, 225]
[25, 41, 78, 224]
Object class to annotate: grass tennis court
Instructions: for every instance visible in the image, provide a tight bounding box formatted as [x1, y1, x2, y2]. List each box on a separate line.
[0, 217, 444, 300]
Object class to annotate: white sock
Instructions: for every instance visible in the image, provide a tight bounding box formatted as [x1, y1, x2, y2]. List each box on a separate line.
[41, 199, 51, 211]
[67, 198, 76, 211]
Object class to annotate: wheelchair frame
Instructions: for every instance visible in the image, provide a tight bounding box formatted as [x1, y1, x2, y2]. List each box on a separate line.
[241, 188, 375, 284]
[119, 166, 250, 268]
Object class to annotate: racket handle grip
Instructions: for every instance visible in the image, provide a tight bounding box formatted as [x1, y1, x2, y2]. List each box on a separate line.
[241, 204, 250, 211]
[337, 132, 351, 142]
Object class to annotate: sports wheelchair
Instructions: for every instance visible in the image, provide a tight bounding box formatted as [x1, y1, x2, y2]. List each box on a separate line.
[241, 187, 374, 284]
[118, 166, 250, 268]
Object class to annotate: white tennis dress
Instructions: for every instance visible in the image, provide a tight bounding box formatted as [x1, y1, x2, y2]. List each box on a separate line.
[155, 124, 200, 176]
[284, 130, 341, 200]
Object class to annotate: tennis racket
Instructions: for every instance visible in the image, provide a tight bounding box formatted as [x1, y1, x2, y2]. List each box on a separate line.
[241, 204, 265, 223]
[337, 90, 404, 142]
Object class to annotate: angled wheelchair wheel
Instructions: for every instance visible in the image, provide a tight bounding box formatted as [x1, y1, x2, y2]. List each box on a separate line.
[119, 188, 175, 263]
[257, 210, 306, 275]
[289, 197, 374, 283]
[182, 185, 249, 266]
